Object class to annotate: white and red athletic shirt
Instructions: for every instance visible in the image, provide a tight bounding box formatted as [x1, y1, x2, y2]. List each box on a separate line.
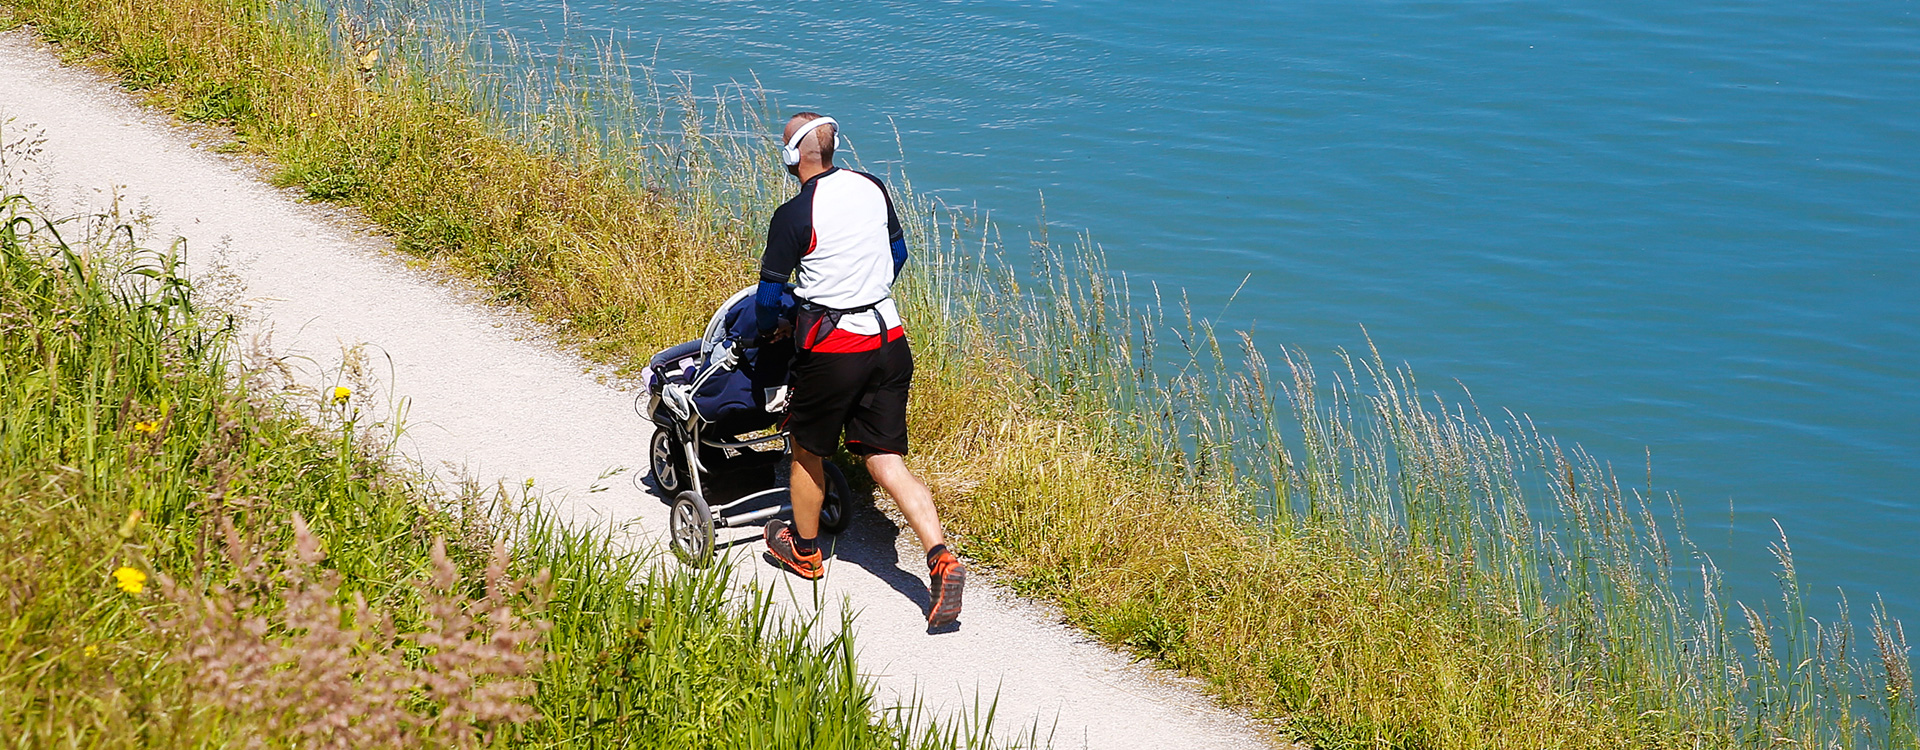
[759, 166, 907, 353]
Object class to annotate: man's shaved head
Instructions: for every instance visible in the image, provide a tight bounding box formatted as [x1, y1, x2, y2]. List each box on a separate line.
[784, 112, 836, 165]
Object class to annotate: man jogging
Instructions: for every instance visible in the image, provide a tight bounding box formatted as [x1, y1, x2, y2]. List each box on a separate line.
[756, 112, 965, 629]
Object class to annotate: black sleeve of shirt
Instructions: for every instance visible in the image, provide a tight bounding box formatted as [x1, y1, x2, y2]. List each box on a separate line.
[883, 184, 903, 246]
[856, 170, 904, 245]
[759, 198, 810, 284]
[854, 170, 908, 276]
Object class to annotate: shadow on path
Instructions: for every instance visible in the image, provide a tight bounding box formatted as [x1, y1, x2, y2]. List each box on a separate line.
[826, 486, 931, 617]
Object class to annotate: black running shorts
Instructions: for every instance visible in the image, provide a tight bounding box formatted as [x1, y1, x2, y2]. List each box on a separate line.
[786, 336, 913, 457]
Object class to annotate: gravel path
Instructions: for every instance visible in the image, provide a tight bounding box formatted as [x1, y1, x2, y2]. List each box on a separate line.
[0, 29, 1274, 749]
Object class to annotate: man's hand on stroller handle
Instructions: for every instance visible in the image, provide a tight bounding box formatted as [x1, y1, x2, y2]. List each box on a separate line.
[757, 319, 795, 346]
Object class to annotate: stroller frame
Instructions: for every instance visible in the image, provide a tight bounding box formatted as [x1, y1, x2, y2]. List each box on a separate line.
[643, 337, 850, 567]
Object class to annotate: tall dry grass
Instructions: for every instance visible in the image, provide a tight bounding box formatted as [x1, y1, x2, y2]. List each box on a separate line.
[932, 227, 1918, 746]
[2, 0, 1914, 745]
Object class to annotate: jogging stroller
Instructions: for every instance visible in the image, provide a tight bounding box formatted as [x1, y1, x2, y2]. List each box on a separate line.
[639, 286, 853, 566]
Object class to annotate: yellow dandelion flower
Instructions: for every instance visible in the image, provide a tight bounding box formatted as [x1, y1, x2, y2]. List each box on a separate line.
[83, 645, 100, 658]
[133, 420, 159, 434]
[331, 386, 351, 404]
[113, 567, 147, 595]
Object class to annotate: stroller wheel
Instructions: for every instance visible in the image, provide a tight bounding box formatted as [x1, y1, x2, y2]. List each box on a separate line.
[650, 429, 685, 495]
[670, 491, 716, 567]
[819, 462, 854, 535]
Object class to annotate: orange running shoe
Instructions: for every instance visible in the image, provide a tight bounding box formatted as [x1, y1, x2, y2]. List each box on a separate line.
[764, 519, 824, 579]
[927, 548, 966, 628]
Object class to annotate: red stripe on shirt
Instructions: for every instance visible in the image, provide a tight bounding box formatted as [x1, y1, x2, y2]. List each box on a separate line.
[804, 325, 907, 353]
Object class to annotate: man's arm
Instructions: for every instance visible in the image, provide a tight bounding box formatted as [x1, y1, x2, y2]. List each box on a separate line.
[883, 184, 907, 278]
[758, 202, 807, 337]
[755, 280, 788, 335]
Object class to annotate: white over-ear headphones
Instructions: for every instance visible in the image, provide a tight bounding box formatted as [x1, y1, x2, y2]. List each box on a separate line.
[782, 116, 839, 167]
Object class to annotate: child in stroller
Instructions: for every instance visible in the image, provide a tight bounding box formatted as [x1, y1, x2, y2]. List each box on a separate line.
[641, 285, 853, 566]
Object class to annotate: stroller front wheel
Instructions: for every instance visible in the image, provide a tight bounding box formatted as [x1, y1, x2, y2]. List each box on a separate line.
[651, 429, 686, 495]
[670, 491, 716, 567]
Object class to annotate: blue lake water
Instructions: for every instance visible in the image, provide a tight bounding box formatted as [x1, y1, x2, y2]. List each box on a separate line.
[481, 0, 1920, 616]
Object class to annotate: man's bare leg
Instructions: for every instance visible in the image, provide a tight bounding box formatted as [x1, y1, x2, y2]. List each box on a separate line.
[869, 452, 963, 626]
[764, 446, 829, 578]
[790, 447, 826, 539]
[865, 453, 944, 552]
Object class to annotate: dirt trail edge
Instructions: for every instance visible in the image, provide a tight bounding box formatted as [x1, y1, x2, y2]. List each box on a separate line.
[1, 30, 1274, 749]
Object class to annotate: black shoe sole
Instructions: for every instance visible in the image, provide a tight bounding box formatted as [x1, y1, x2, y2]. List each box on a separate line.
[928, 564, 965, 627]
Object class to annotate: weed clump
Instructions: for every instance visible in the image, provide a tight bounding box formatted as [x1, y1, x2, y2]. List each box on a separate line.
[161, 514, 549, 749]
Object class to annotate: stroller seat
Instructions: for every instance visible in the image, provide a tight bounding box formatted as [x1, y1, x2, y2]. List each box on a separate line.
[646, 286, 795, 437]
[641, 285, 853, 567]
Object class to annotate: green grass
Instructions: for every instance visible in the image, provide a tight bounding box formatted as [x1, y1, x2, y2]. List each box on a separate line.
[0, 190, 1024, 747]
[0, 0, 1913, 745]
